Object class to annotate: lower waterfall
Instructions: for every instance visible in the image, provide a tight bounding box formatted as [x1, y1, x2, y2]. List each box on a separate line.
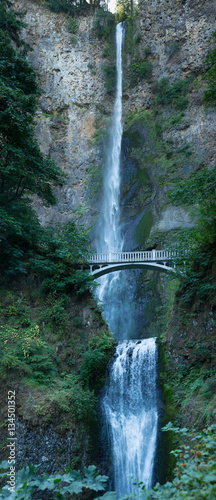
[102, 338, 158, 497]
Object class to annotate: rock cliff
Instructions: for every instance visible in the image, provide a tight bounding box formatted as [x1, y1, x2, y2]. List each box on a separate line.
[17, 0, 113, 229]
[17, 0, 216, 246]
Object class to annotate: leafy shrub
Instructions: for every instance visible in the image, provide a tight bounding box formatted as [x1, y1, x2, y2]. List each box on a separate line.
[129, 57, 152, 86]
[29, 221, 94, 295]
[194, 343, 213, 363]
[134, 32, 142, 44]
[80, 333, 115, 392]
[42, 296, 69, 326]
[169, 165, 216, 303]
[156, 76, 193, 110]
[167, 41, 181, 59]
[103, 63, 116, 93]
[131, 424, 216, 499]
[0, 323, 56, 382]
[43, 0, 91, 16]
[67, 17, 78, 34]
[102, 42, 110, 57]
[93, 9, 116, 40]
[70, 34, 77, 46]
[50, 374, 97, 423]
[0, 462, 114, 499]
[139, 61, 153, 78]
[88, 61, 96, 74]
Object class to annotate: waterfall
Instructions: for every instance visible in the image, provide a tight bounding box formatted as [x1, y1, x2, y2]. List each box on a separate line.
[102, 339, 158, 497]
[97, 22, 124, 257]
[96, 23, 131, 338]
[96, 23, 158, 497]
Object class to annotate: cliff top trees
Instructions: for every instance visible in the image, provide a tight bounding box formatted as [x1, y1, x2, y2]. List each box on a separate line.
[42, 0, 101, 16]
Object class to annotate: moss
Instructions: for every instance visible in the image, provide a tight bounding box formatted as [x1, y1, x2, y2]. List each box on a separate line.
[124, 130, 141, 148]
[135, 210, 153, 246]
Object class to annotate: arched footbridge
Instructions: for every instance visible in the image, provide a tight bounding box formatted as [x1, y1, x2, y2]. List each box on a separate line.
[81, 250, 178, 279]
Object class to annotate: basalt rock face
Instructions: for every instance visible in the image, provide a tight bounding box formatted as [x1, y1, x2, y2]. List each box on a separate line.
[17, 0, 113, 229]
[121, 0, 216, 241]
[17, 0, 216, 244]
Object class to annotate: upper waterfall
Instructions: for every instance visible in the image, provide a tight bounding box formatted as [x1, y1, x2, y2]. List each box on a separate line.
[97, 23, 124, 255]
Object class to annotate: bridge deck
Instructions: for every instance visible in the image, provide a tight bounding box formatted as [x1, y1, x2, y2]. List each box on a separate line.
[88, 250, 177, 264]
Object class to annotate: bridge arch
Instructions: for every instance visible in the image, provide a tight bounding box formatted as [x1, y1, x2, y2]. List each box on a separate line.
[79, 250, 178, 278]
[90, 262, 175, 278]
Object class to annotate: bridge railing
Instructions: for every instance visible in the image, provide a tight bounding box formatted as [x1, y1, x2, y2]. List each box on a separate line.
[88, 250, 177, 264]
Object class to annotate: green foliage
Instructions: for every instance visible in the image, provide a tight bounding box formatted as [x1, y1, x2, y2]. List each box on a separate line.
[0, 32, 63, 204]
[67, 17, 78, 33]
[116, 0, 131, 22]
[0, 322, 56, 382]
[167, 41, 181, 60]
[0, 0, 28, 49]
[42, 0, 94, 17]
[86, 163, 103, 199]
[0, 2, 65, 277]
[169, 166, 216, 303]
[0, 286, 114, 426]
[50, 374, 97, 422]
[29, 221, 94, 295]
[134, 32, 142, 44]
[103, 63, 116, 93]
[70, 33, 77, 45]
[155, 76, 193, 110]
[0, 462, 115, 499]
[128, 424, 216, 499]
[123, 108, 194, 190]
[80, 333, 115, 392]
[1, 426, 216, 498]
[93, 9, 116, 40]
[102, 42, 110, 57]
[88, 61, 96, 74]
[204, 31, 216, 106]
[129, 57, 152, 86]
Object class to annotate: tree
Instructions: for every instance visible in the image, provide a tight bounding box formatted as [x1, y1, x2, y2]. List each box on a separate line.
[0, 0, 27, 47]
[0, 2, 64, 275]
[116, 0, 131, 21]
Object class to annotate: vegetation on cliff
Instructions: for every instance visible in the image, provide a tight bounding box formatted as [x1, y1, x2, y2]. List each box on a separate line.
[0, 0, 94, 294]
[204, 31, 216, 107]
[153, 31, 216, 437]
[0, 0, 115, 479]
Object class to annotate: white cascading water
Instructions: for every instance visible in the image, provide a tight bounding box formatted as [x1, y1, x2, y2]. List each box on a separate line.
[97, 23, 124, 258]
[102, 339, 158, 497]
[96, 23, 124, 328]
[97, 23, 158, 497]
[96, 23, 134, 338]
